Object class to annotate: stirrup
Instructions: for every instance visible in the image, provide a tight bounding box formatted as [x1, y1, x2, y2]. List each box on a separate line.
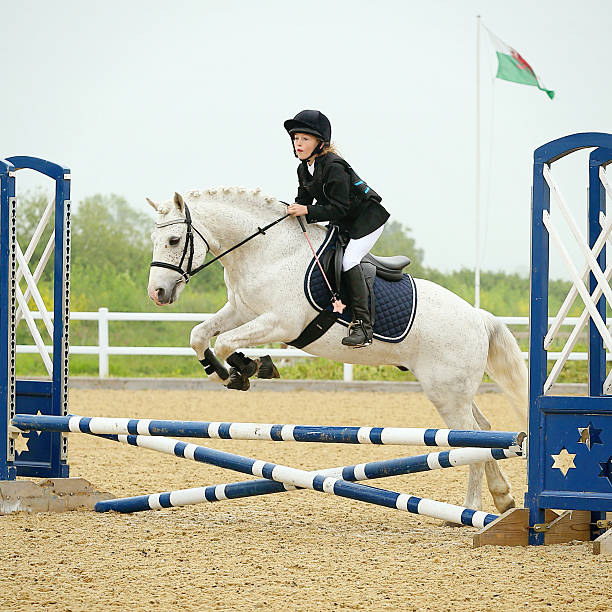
[341, 320, 372, 348]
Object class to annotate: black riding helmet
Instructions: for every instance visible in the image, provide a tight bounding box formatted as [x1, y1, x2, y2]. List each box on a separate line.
[284, 110, 332, 159]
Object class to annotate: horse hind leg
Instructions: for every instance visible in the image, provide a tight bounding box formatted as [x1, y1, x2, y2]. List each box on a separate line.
[417, 384, 487, 514]
[421, 394, 516, 516]
[472, 401, 515, 514]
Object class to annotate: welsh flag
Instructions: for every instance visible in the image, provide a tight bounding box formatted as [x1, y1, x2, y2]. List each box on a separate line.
[488, 29, 554, 99]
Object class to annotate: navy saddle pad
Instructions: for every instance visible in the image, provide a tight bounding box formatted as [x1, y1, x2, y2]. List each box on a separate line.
[304, 227, 418, 343]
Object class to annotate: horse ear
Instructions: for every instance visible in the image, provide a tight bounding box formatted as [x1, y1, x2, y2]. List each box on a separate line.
[174, 192, 185, 212]
[146, 197, 158, 211]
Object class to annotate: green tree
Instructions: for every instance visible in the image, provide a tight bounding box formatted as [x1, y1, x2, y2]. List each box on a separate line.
[71, 194, 151, 277]
[372, 220, 425, 276]
[15, 192, 55, 285]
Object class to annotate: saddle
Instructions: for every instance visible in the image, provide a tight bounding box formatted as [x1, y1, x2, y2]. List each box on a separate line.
[289, 226, 417, 348]
[319, 229, 411, 322]
[319, 229, 410, 289]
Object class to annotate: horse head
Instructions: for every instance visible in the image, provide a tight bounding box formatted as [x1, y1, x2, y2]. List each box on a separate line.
[147, 191, 211, 305]
[146, 186, 294, 306]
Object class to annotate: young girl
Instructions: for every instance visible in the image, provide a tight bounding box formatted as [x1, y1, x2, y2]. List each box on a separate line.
[285, 109, 390, 347]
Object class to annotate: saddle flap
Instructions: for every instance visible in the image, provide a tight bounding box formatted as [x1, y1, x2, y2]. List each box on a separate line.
[304, 226, 418, 344]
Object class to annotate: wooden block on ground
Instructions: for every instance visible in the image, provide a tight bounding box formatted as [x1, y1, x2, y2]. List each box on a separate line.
[474, 508, 597, 548]
[543, 510, 591, 545]
[593, 528, 612, 555]
[473, 508, 559, 548]
[473, 508, 530, 547]
[0, 478, 114, 514]
[0, 480, 46, 514]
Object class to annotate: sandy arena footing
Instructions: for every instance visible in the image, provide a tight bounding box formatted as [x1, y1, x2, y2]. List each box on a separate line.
[1, 389, 609, 611]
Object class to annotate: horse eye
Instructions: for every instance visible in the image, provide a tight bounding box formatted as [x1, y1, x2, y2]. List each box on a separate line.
[169, 236, 180, 246]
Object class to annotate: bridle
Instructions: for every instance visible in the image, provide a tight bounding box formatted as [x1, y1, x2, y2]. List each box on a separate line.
[150, 204, 212, 283]
[150, 203, 290, 283]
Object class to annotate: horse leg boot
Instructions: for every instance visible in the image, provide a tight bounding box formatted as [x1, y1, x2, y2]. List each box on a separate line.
[341, 265, 373, 347]
[190, 303, 246, 384]
[214, 313, 296, 391]
[256, 355, 280, 379]
[226, 353, 280, 388]
[226, 351, 258, 390]
[200, 348, 229, 381]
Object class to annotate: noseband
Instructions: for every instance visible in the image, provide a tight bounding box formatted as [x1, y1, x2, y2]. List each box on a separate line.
[150, 203, 290, 283]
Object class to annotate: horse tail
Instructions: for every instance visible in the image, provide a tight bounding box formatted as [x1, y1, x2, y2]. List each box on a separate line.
[479, 309, 528, 428]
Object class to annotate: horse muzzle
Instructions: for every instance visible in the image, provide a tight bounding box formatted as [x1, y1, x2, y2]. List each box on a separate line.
[148, 282, 180, 306]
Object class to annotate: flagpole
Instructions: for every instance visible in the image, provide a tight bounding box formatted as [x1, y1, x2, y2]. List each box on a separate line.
[475, 14, 481, 309]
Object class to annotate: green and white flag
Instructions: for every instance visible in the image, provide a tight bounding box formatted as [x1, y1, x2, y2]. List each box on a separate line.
[488, 29, 554, 99]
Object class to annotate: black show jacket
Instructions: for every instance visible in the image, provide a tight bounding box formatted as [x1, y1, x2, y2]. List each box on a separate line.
[295, 152, 389, 239]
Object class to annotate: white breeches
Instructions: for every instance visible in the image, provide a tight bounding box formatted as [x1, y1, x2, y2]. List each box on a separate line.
[342, 224, 385, 272]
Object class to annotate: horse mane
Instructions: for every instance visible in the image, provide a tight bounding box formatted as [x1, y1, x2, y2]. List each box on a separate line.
[156, 186, 286, 217]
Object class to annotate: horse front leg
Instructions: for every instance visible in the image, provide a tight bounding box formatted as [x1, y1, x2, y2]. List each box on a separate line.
[190, 303, 245, 384]
[214, 313, 294, 391]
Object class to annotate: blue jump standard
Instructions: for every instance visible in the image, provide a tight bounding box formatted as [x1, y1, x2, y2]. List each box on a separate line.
[11, 414, 526, 449]
[95, 446, 519, 514]
[87, 433, 499, 528]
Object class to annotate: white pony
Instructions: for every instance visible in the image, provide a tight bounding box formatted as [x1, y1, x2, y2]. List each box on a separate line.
[147, 188, 528, 516]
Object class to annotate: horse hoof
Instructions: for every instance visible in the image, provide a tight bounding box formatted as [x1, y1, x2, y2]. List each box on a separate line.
[227, 368, 250, 391]
[494, 495, 516, 514]
[257, 355, 280, 379]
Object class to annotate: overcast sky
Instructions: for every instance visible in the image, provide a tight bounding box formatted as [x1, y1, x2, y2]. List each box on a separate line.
[4, 0, 612, 279]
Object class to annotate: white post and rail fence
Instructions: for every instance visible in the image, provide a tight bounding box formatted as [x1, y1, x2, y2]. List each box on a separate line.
[18, 309, 599, 381]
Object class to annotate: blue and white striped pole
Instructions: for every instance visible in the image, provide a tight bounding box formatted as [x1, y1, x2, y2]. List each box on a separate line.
[12, 414, 526, 449]
[95, 446, 519, 514]
[92, 433, 499, 527]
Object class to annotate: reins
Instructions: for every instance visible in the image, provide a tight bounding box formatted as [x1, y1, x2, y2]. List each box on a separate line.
[150, 203, 290, 283]
[150, 200, 344, 312]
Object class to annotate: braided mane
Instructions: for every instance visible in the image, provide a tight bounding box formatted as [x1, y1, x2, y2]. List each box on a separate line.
[156, 186, 286, 217]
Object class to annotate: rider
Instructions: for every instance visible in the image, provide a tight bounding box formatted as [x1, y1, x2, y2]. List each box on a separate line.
[285, 109, 390, 347]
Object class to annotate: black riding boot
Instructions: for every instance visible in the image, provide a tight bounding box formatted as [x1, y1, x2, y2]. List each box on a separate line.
[341, 265, 373, 347]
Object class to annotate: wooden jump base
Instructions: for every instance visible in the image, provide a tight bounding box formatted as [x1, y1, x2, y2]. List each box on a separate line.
[94, 445, 520, 514]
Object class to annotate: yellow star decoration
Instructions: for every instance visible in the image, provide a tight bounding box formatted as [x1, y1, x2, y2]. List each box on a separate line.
[12, 431, 30, 454]
[551, 448, 577, 477]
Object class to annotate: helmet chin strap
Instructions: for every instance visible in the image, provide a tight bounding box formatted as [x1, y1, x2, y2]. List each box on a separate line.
[307, 141, 325, 163]
[291, 136, 326, 160]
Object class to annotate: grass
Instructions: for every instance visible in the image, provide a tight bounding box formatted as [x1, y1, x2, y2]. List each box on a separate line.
[15, 354, 417, 381]
[14, 320, 597, 383]
[15, 352, 594, 383]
